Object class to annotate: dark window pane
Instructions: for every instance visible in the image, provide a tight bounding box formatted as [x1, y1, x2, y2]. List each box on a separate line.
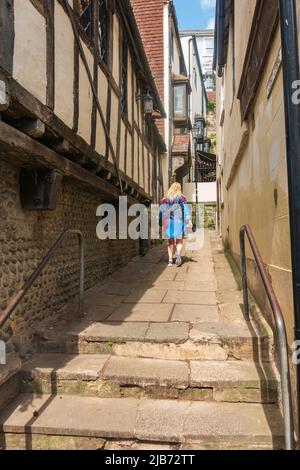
[79, 0, 93, 43]
[98, 0, 109, 64]
[121, 39, 128, 115]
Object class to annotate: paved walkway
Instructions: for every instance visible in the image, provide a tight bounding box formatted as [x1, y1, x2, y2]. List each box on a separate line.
[0, 230, 283, 450]
[78, 230, 244, 325]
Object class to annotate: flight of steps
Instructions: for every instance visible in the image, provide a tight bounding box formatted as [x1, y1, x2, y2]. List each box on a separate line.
[0, 235, 285, 450]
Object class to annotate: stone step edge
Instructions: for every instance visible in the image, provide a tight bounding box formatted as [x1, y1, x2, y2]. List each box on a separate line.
[0, 394, 284, 446]
[20, 354, 279, 390]
[0, 433, 280, 451]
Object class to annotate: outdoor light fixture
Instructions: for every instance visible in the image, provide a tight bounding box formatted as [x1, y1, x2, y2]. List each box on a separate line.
[192, 117, 206, 142]
[203, 138, 212, 153]
[136, 91, 154, 115]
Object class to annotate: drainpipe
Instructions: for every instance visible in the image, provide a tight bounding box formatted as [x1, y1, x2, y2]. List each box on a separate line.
[279, 0, 300, 447]
[168, 5, 173, 186]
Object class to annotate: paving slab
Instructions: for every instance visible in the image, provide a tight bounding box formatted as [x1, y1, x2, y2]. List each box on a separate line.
[171, 305, 219, 323]
[190, 361, 278, 389]
[103, 356, 189, 388]
[106, 304, 174, 322]
[22, 354, 109, 381]
[181, 281, 217, 292]
[163, 291, 217, 305]
[123, 289, 167, 304]
[145, 322, 190, 343]
[76, 322, 149, 342]
[135, 399, 190, 442]
[0, 395, 139, 439]
[175, 272, 215, 282]
[182, 402, 283, 445]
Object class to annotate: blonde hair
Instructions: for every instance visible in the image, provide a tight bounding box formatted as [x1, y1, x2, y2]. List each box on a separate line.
[167, 182, 182, 201]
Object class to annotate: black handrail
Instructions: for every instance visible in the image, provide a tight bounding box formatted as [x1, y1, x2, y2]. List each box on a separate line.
[0, 230, 85, 329]
[240, 224, 294, 450]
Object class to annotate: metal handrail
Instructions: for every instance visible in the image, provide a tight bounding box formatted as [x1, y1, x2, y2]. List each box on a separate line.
[0, 230, 85, 329]
[240, 224, 294, 450]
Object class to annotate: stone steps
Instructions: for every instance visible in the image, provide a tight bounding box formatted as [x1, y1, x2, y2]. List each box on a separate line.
[20, 353, 279, 404]
[38, 320, 274, 362]
[0, 355, 22, 412]
[0, 394, 284, 450]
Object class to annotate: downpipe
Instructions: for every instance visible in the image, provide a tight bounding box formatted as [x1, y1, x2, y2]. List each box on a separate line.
[279, 0, 300, 449]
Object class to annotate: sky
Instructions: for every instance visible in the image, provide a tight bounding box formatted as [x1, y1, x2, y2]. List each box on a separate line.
[174, 0, 216, 31]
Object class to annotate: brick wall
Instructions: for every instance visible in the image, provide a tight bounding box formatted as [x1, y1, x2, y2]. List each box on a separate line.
[0, 160, 139, 352]
[131, 0, 165, 137]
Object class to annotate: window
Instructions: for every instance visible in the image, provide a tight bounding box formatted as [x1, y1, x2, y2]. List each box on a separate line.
[98, 0, 109, 64]
[79, 0, 93, 43]
[173, 82, 188, 121]
[204, 37, 214, 56]
[78, 1, 109, 65]
[193, 68, 197, 90]
[121, 38, 128, 115]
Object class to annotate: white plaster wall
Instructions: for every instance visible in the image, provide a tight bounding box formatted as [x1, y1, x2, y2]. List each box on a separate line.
[13, 0, 47, 104]
[54, 2, 74, 127]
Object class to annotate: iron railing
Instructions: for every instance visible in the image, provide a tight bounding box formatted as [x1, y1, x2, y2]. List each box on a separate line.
[0, 230, 85, 329]
[240, 224, 294, 450]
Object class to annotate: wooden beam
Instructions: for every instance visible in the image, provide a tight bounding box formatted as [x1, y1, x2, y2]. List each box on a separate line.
[0, 0, 15, 74]
[46, 0, 55, 109]
[0, 120, 138, 204]
[15, 118, 46, 138]
[90, 0, 99, 149]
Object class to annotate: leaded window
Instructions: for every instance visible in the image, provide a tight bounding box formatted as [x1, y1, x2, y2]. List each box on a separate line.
[121, 39, 128, 115]
[98, 0, 109, 64]
[79, 0, 93, 44]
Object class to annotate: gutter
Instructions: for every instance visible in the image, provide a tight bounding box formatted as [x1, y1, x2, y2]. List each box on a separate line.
[213, 0, 226, 77]
[279, 0, 300, 448]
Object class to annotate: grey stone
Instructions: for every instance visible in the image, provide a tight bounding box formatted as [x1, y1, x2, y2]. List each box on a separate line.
[103, 356, 189, 388]
[145, 322, 189, 343]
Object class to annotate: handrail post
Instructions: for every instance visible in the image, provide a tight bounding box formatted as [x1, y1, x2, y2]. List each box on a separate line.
[239, 224, 294, 449]
[277, 320, 294, 450]
[78, 233, 85, 318]
[240, 226, 250, 321]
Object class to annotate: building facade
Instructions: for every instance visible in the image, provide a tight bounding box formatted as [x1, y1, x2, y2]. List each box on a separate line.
[0, 0, 166, 350]
[131, 0, 192, 190]
[215, 0, 300, 428]
[181, 29, 215, 91]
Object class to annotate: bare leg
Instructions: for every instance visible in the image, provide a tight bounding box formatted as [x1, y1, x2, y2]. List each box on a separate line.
[168, 240, 175, 262]
[176, 239, 183, 254]
[175, 239, 183, 266]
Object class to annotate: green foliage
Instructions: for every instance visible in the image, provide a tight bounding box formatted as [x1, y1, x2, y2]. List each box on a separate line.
[207, 101, 216, 113]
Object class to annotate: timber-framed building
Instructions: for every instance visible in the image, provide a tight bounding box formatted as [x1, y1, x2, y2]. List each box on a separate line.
[0, 0, 166, 347]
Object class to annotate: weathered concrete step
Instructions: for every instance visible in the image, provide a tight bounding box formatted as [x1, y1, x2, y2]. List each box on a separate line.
[0, 355, 22, 411]
[20, 354, 279, 403]
[0, 395, 284, 450]
[38, 321, 273, 362]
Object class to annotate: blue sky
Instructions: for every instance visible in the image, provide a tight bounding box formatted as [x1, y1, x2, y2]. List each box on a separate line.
[174, 0, 216, 30]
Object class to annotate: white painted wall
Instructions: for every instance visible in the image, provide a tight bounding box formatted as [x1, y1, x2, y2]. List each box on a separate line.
[184, 182, 217, 203]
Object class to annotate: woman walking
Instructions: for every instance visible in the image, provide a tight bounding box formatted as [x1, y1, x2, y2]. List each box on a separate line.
[160, 183, 192, 267]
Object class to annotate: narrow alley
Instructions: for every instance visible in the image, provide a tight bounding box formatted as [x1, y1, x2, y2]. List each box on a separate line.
[1, 0, 300, 456]
[0, 231, 283, 450]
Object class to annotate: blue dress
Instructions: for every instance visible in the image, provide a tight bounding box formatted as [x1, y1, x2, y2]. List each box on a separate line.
[160, 196, 191, 240]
